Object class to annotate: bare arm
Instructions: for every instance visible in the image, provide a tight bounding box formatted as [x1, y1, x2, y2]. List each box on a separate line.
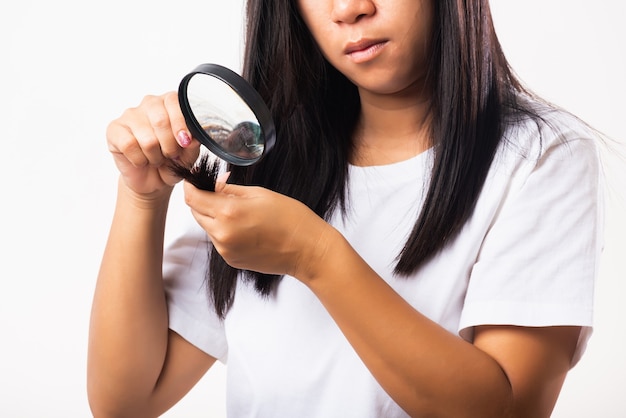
[87, 94, 214, 417]
[184, 182, 580, 417]
[303, 230, 579, 417]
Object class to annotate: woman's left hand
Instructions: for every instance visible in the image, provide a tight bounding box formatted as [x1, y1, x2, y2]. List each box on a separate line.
[183, 178, 332, 279]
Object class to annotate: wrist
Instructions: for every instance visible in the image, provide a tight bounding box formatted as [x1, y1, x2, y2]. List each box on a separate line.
[294, 222, 346, 285]
[117, 177, 174, 216]
[117, 177, 174, 212]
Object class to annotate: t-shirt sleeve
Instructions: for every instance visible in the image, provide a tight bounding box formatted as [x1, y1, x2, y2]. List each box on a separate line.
[459, 119, 603, 366]
[162, 215, 228, 362]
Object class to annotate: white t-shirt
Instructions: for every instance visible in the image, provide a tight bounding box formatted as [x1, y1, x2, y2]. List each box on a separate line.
[163, 106, 603, 417]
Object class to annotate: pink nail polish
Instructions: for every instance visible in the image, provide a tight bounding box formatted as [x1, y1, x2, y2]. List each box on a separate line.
[177, 130, 192, 147]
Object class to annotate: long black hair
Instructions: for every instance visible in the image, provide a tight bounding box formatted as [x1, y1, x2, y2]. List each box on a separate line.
[204, 0, 530, 318]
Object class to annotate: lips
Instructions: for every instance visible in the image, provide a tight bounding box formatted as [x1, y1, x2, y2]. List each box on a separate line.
[344, 39, 387, 55]
[344, 39, 388, 63]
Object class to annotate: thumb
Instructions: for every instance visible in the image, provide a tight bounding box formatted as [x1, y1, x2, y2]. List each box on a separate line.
[214, 171, 238, 194]
[216, 182, 251, 198]
[216, 171, 231, 184]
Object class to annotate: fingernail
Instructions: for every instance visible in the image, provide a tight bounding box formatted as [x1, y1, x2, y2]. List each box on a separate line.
[216, 171, 231, 184]
[177, 130, 192, 147]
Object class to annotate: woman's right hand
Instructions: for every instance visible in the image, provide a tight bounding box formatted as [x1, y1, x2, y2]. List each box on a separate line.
[106, 92, 200, 199]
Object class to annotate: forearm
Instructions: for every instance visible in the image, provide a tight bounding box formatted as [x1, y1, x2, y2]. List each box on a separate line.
[301, 229, 513, 417]
[88, 178, 173, 414]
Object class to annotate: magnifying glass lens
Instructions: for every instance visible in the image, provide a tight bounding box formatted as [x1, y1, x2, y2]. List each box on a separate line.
[179, 64, 275, 166]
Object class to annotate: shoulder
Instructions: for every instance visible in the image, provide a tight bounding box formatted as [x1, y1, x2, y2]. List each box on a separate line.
[501, 95, 599, 160]
[488, 95, 601, 189]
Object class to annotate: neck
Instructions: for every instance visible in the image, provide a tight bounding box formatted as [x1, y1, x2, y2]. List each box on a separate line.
[351, 85, 432, 167]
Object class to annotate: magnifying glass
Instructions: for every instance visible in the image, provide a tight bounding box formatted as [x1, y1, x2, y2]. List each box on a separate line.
[178, 63, 276, 166]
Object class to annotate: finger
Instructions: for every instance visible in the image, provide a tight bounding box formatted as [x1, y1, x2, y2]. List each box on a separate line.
[178, 141, 202, 167]
[107, 103, 170, 168]
[215, 171, 231, 188]
[163, 92, 192, 149]
[214, 182, 250, 197]
[107, 119, 149, 168]
[162, 92, 202, 166]
[137, 95, 179, 165]
[183, 181, 217, 219]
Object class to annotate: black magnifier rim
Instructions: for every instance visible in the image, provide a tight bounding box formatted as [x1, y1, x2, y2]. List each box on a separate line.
[179, 63, 276, 166]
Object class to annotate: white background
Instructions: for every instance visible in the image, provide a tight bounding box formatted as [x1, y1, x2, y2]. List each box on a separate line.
[1, 1, 624, 417]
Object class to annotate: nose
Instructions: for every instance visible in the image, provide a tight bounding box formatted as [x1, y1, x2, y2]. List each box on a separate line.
[331, 0, 376, 24]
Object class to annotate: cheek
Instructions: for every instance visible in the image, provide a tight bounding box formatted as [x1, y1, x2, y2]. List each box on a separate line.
[297, 1, 323, 35]
[301, 26, 336, 66]
[295, 2, 336, 52]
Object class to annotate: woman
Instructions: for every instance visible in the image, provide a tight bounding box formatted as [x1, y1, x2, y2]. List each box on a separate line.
[87, 0, 602, 416]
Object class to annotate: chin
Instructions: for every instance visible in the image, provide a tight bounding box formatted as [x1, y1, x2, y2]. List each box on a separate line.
[356, 78, 420, 97]
[346, 66, 422, 96]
